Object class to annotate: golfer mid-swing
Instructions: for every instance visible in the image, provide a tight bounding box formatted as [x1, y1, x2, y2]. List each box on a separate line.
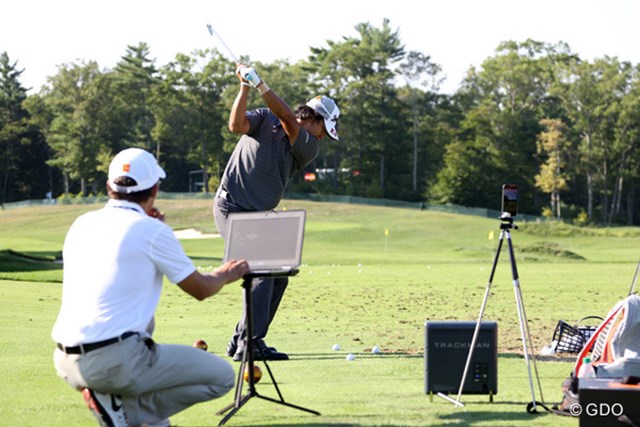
[214, 64, 340, 361]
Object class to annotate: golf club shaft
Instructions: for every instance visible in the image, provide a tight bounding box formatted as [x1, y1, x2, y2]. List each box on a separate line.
[207, 24, 239, 63]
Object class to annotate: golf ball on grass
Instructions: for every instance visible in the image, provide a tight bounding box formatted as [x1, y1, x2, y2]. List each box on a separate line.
[346, 353, 356, 361]
[371, 345, 381, 354]
[332, 344, 341, 351]
[193, 339, 208, 351]
[243, 365, 263, 383]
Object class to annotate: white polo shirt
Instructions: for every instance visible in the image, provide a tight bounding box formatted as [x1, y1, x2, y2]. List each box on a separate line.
[52, 199, 195, 346]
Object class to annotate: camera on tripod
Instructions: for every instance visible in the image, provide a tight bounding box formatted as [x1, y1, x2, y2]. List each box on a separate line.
[450, 183, 543, 411]
[501, 184, 518, 218]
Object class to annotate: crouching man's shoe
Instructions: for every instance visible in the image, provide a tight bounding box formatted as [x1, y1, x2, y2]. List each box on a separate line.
[83, 388, 130, 427]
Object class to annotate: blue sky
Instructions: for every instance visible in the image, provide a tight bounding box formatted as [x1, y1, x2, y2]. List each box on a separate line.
[2, 0, 639, 94]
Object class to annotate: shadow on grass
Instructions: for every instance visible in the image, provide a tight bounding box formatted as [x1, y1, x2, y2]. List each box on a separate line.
[175, 424, 362, 427]
[227, 424, 362, 427]
[178, 413, 558, 427]
[290, 351, 422, 361]
[190, 255, 223, 263]
[0, 249, 62, 272]
[0, 249, 63, 283]
[436, 409, 554, 425]
[0, 250, 224, 279]
[289, 352, 572, 363]
[499, 352, 576, 363]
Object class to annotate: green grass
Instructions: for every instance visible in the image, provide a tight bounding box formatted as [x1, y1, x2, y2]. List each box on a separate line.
[1, 198, 637, 426]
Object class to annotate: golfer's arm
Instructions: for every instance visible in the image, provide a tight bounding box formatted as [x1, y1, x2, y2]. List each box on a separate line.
[259, 84, 300, 144]
[229, 85, 251, 134]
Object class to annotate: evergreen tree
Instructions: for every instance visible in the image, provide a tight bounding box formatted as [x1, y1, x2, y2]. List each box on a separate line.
[112, 43, 160, 155]
[0, 52, 50, 204]
[307, 19, 409, 197]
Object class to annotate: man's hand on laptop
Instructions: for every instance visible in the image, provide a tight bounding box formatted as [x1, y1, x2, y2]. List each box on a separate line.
[216, 259, 250, 284]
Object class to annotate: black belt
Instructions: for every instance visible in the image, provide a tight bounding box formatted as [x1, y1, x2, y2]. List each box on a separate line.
[57, 331, 137, 355]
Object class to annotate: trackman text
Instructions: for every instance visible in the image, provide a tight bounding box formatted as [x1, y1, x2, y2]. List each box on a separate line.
[434, 342, 491, 349]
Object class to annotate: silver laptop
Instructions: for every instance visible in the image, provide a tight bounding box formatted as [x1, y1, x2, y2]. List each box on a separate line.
[223, 210, 306, 275]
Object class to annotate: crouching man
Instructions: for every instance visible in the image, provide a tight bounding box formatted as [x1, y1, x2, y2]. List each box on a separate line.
[52, 147, 249, 427]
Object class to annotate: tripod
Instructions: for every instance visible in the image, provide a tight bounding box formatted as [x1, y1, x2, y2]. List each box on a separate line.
[216, 271, 320, 426]
[453, 214, 545, 412]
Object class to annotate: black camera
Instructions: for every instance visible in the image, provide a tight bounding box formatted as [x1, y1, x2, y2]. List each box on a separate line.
[501, 184, 518, 217]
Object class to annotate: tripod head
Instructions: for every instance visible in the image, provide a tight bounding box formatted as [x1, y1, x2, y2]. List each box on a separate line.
[499, 212, 518, 230]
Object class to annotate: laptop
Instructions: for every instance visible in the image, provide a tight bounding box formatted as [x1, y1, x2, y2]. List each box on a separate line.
[223, 210, 306, 276]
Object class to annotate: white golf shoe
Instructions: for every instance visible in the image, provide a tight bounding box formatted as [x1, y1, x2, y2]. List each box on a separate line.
[83, 388, 130, 427]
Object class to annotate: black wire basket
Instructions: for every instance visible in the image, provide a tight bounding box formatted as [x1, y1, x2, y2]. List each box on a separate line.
[551, 316, 603, 354]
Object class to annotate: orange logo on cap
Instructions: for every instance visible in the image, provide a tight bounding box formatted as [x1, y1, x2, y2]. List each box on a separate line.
[122, 163, 130, 172]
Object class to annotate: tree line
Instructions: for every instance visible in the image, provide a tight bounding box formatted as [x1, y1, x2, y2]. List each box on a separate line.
[1, 19, 640, 225]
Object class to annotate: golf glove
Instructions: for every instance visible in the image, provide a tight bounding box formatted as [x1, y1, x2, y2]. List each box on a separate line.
[238, 66, 261, 88]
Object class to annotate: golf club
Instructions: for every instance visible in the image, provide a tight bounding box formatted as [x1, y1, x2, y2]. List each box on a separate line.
[206, 23, 239, 63]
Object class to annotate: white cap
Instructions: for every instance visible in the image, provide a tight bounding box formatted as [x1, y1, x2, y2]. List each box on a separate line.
[108, 148, 166, 193]
[306, 95, 340, 140]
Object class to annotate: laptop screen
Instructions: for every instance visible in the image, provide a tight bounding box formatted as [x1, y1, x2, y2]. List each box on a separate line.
[223, 210, 306, 272]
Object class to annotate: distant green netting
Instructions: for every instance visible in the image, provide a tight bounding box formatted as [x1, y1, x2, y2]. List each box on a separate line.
[284, 192, 541, 221]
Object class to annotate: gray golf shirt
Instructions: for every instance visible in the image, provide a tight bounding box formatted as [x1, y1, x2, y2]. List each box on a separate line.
[221, 108, 319, 211]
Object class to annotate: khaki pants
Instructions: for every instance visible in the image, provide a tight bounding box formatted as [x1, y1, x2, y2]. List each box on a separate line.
[54, 333, 234, 426]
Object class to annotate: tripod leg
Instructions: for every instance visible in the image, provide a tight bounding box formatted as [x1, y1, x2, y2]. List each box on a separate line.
[217, 276, 255, 420]
[235, 354, 248, 402]
[514, 280, 545, 405]
[256, 394, 321, 415]
[506, 231, 544, 409]
[260, 358, 287, 402]
[217, 323, 250, 415]
[455, 229, 506, 404]
[629, 258, 640, 296]
[218, 393, 252, 426]
[216, 356, 246, 416]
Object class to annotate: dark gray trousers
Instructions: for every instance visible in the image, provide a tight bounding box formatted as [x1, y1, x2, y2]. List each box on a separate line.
[213, 193, 288, 348]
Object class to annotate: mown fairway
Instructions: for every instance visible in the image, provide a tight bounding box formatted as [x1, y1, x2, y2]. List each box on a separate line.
[1, 198, 637, 426]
